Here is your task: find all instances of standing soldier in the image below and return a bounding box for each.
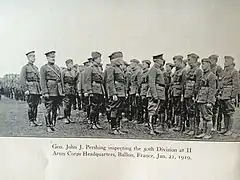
[76,65,84,111]
[209,55,224,132]
[147,54,166,135]
[20,51,42,127]
[85,52,104,129]
[106,51,126,135]
[195,58,217,139]
[165,62,175,128]
[128,59,142,123]
[139,60,151,126]
[40,51,64,132]
[171,55,186,131]
[184,53,203,135]
[218,56,239,136]
[62,59,77,124]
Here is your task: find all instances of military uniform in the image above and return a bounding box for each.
[195,58,217,139]
[147,54,166,135]
[85,52,105,129]
[82,58,93,121]
[77,68,85,111]
[171,56,186,131]
[184,53,202,135]
[128,59,142,123]
[106,52,126,135]
[139,60,151,125]
[218,56,239,136]
[40,51,63,132]
[209,55,224,131]
[164,64,174,128]
[20,51,41,126]
[62,59,78,123]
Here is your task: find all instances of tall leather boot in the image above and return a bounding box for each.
[224,114,233,136]
[45,113,53,132]
[148,116,156,135]
[203,121,212,139]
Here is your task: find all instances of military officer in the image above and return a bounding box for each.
[147,54,166,135]
[62,59,78,124]
[20,51,42,127]
[83,58,93,122]
[85,51,104,129]
[76,65,84,111]
[106,51,126,135]
[209,55,224,131]
[171,55,187,131]
[128,59,142,123]
[195,58,217,139]
[165,62,174,128]
[139,60,151,126]
[218,56,239,136]
[40,51,64,132]
[184,53,203,135]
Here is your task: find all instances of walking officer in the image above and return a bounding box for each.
[20,51,42,127]
[195,58,217,139]
[106,51,126,135]
[147,54,166,135]
[184,53,203,135]
[40,51,64,132]
[62,59,78,124]
[218,56,239,136]
[85,51,105,129]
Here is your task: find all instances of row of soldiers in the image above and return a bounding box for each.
[20,50,239,139]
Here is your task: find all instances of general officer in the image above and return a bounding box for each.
[147,54,166,135]
[184,53,202,135]
[139,60,151,126]
[105,51,126,135]
[128,59,142,123]
[209,55,224,132]
[171,55,186,131]
[62,59,78,124]
[40,51,64,132]
[218,56,239,136]
[195,58,216,139]
[85,51,104,129]
[20,51,42,127]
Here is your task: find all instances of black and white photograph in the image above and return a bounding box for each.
[0,0,240,141]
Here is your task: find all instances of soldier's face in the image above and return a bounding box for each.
[174,60,181,68]
[224,58,232,67]
[95,57,101,64]
[130,62,136,68]
[187,57,196,66]
[67,62,73,69]
[47,55,55,64]
[201,62,209,71]
[142,62,148,69]
[210,58,217,65]
[166,65,171,72]
[27,54,35,63]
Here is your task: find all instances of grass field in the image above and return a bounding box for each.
[0,96,239,141]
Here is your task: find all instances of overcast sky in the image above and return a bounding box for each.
[0,0,239,77]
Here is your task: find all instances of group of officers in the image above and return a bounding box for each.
[19,50,239,139]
